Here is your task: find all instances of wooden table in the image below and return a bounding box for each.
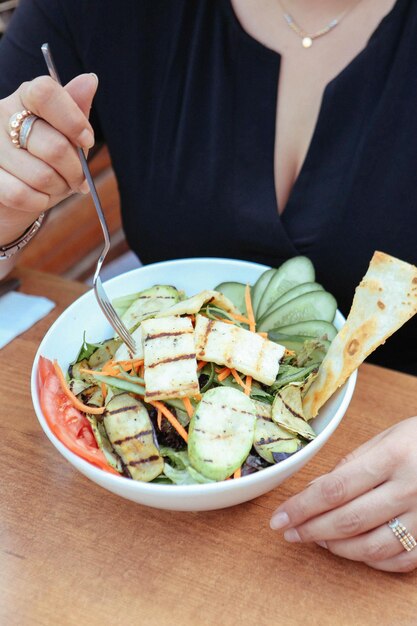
[2,268,417,626]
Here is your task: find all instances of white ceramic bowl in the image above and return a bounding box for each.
[31,258,356,511]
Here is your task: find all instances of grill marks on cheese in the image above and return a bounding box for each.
[194,315,284,386]
[141,316,200,400]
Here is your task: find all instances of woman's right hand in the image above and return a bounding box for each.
[0,72,98,247]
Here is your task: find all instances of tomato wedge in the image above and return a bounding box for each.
[38,357,119,475]
[38,355,55,385]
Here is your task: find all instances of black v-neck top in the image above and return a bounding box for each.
[1,0,417,373]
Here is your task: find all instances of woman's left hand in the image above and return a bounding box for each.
[270,416,417,573]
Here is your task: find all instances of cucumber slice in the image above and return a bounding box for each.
[259,282,324,321]
[270,320,338,342]
[188,387,256,481]
[258,291,337,332]
[256,257,315,320]
[251,268,275,317]
[214,281,247,315]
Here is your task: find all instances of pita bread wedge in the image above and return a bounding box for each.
[303,251,417,419]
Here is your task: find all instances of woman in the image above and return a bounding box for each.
[1,0,416,572]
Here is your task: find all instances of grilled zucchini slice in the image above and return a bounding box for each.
[104,393,164,481]
[120,285,181,332]
[188,387,257,481]
[252,400,300,463]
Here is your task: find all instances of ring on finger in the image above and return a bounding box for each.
[18,114,39,149]
[388,518,417,552]
[8,110,39,149]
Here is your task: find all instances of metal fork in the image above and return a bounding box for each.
[41,43,136,353]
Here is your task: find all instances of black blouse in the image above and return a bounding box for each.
[1,0,417,373]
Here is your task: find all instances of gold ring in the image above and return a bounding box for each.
[388,518,417,552]
[8,109,34,149]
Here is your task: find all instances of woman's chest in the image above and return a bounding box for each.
[95,1,416,260]
[229,0,399,214]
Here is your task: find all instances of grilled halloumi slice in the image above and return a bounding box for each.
[155,290,240,318]
[194,315,285,386]
[141,316,199,401]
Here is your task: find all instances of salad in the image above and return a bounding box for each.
[38,251,417,484]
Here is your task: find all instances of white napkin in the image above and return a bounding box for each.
[0,291,55,349]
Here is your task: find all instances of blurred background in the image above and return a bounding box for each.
[0,0,140,283]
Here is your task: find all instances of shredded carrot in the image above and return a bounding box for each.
[101,358,145,375]
[228,312,251,324]
[100,382,107,401]
[53,360,105,415]
[193,393,202,401]
[80,367,124,379]
[114,358,144,373]
[245,284,256,333]
[217,368,231,382]
[213,317,235,325]
[257,332,268,338]
[182,397,194,419]
[233,467,241,479]
[197,360,206,371]
[148,401,188,442]
[156,409,162,430]
[244,375,252,397]
[101,360,120,377]
[115,358,144,366]
[230,368,246,389]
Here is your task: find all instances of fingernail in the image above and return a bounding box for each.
[316,541,328,549]
[270,511,290,530]
[284,528,301,543]
[308,477,319,486]
[77,128,94,149]
[90,72,99,85]
[79,180,90,194]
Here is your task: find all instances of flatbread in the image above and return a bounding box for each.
[303,251,417,419]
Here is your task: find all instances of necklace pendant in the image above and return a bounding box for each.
[302,36,313,48]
